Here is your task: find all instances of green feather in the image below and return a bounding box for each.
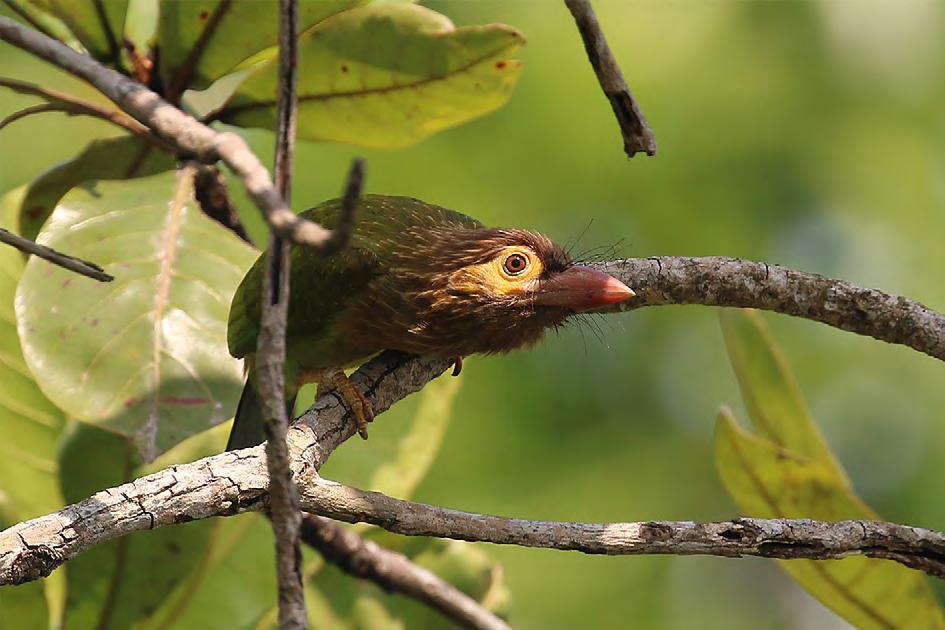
[227,195,481,366]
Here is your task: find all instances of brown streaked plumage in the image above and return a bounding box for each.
[226,195,634,449]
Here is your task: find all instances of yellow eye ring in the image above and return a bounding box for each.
[503,252,529,276]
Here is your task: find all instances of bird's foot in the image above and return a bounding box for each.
[451,356,463,377]
[318,369,375,440]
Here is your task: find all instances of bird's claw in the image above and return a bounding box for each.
[319,370,375,440]
[451,356,463,377]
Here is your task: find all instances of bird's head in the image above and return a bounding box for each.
[385,225,635,356]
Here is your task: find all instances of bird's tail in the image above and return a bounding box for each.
[226,372,298,451]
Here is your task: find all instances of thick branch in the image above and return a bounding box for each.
[300,516,509,630]
[0,17,335,248]
[564,0,656,157]
[3,258,945,584]
[601,257,945,361]
[3,444,945,585]
[0,227,112,282]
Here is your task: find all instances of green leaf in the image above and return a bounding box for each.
[2,0,82,50]
[15,170,257,461]
[716,309,944,629]
[19,136,175,241]
[0,188,66,521]
[0,188,66,628]
[0,499,49,628]
[719,308,843,472]
[28,0,129,66]
[57,423,213,629]
[139,513,276,629]
[157,0,366,95]
[217,3,524,148]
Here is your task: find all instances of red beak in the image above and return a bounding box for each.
[533,265,635,312]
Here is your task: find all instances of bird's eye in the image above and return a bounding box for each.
[503,252,529,276]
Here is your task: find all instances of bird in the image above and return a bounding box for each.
[226,194,635,450]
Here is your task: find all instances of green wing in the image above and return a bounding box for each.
[227,205,381,359]
[227,194,482,359]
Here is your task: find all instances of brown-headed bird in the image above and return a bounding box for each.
[226,195,635,449]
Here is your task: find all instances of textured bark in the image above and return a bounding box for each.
[601,257,945,361]
[260,1,307,625]
[564,0,656,156]
[301,477,945,578]
[3,253,945,585]
[4,446,945,585]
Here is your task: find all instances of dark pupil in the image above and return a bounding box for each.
[506,254,526,274]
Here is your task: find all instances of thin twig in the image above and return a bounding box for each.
[564,0,656,157]
[0,77,173,150]
[300,516,509,630]
[0,102,63,130]
[258,0,306,627]
[0,17,336,248]
[0,227,113,282]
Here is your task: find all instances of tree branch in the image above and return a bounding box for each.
[3,257,945,584]
[192,164,253,245]
[0,227,112,282]
[300,516,509,630]
[0,77,172,150]
[564,0,656,157]
[0,17,338,248]
[259,0,306,626]
[601,257,945,361]
[3,442,945,585]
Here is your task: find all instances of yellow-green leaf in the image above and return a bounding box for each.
[716,310,944,629]
[15,170,257,461]
[0,187,65,628]
[720,308,845,477]
[217,3,524,148]
[28,0,128,65]
[19,136,175,241]
[157,0,365,95]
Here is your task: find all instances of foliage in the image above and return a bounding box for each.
[1,0,943,628]
[716,309,944,629]
[0,1,523,627]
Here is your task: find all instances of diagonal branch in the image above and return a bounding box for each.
[0,227,112,282]
[564,0,656,157]
[300,516,509,630]
[0,17,338,249]
[0,77,172,149]
[0,102,63,130]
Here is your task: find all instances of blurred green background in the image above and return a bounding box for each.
[3,1,945,627]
